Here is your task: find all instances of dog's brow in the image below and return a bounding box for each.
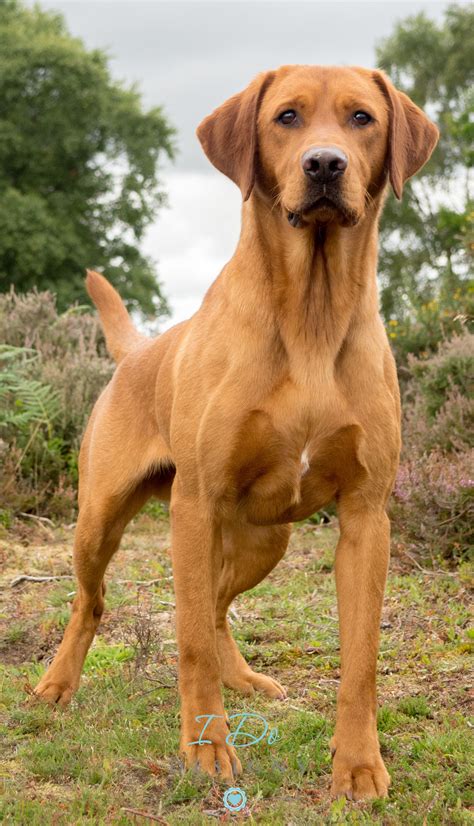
[270,94,312,116]
[339,94,375,111]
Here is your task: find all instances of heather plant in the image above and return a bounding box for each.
[403,386,473,456]
[392,450,473,561]
[402,332,474,455]
[0,289,113,518]
[392,331,474,561]
[406,330,473,417]
[1,290,472,562]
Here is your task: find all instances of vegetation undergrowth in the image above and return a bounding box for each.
[1,515,472,824]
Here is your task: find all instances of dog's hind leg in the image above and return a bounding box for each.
[216,522,290,699]
[34,380,169,706]
[34,477,153,706]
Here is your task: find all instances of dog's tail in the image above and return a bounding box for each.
[85,269,147,363]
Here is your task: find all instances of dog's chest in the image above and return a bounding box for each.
[230,391,363,525]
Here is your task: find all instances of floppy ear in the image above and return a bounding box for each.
[196,71,275,201]
[373,71,439,200]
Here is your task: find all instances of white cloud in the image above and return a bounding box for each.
[143,170,242,328]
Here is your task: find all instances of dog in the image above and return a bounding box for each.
[34,65,438,801]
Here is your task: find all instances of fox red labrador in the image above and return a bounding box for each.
[35,65,438,800]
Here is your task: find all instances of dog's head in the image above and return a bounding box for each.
[197,65,439,228]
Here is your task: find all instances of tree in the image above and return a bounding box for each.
[376,4,473,356]
[0,0,175,315]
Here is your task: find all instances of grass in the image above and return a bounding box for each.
[0,511,472,824]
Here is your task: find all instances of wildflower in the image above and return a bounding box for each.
[459,478,474,489]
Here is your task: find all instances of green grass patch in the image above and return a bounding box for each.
[0,517,472,824]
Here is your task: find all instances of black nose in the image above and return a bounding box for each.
[301,146,348,182]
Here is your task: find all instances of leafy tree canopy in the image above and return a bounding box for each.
[376,3,473,350]
[0,0,175,315]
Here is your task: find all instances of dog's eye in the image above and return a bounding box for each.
[277,110,298,126]
[352,111,373,126]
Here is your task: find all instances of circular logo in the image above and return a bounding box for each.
[223,787,247,812]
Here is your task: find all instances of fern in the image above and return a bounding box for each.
[0,345,61,438]
[0,292,111,518]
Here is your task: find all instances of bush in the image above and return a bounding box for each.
[407,331,474,417]
[392,450,473,562]
[403,386,473,455]
[386,285,474,366]
[403,332,474,454]
[392,332,474,561]
[0,289,113,519]
[1,290,471,564]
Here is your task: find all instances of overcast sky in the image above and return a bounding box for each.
[28,1,459,326]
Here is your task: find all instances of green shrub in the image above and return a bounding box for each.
[387,283,474,365]
[0,289,113,518]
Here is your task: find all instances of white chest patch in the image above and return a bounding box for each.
[300,447,310,477]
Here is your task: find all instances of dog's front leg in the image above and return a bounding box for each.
[170,478,241,781]
[330,497,391,801]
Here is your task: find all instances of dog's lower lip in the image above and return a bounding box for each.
[306,196,338,211]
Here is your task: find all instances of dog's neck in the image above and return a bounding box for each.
[229,191,385,369]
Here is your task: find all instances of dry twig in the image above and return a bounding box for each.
[10,574,73,587]
[121,807,168,824]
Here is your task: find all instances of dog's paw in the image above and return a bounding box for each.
[224,669,287,700]
[34,674,77,707]
[183,740,242,782]
[330,734,390,801]
[180,713,242,782]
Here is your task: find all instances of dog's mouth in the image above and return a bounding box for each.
[307,196,339,212]
[287,194,358,229]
